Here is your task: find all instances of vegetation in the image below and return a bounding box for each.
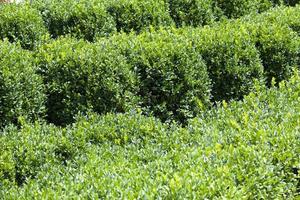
[0,1,299,199]
[1,72,299,199]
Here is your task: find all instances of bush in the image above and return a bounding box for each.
[188,72,300,198]
[0,4,48,50]
[0,121,81,187]
[131,33,211,123]
[0,41,46,128]
[250,5,300,35]
[36,37,138,125]
[167,0,215,27]
[33,0,116,41]
[106,0,174,33]
[96,30,211,123]
[252,24,300,85]
[187,25,264,101]
[212,0,273,19]
[1,72,299,199]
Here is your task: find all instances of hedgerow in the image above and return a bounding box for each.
[28,0,300,41]
[167,0,215,27]
[33,0,116,41]
[106,0,174,33]
[0,40,46,128]
[0,4,48,50]
[36,37,138,125]
[212,0,273,19]
[98,31,211,123]
[189,26,264,101]
[250,5,300,35]
[34,5,300,124]
[252,23,300,85]
[1,72,299,199]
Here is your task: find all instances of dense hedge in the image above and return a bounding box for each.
[36,37,138,125]
[166,0,215,27]
[29,0,300,41]
[106,0,174,33]
[33,5,300,125]
[0,4,48,50]
[0,1,298,45]
[252,23,300,85]
[0,41,46,128]
[191,26,264,101]
[34,0,116,41]
[130,38,210,123]
[212,0,274,19]
[97,32,211,123]
[250,4,300,35]
[1,72,299,198]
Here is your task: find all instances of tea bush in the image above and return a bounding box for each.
[131,37,210,123]
[0,4,48,50]
[26,0,300,41]
[33,0,116,41]
[189,26,264,101]
[106,0,174,33]
[99,31,211,123]
[36,37,138,125]
[1,72,299,199]
[252,24,300,85]
[166,0,215,27]
[0,41,46,128]
[248,5,300,35]
[212,0,273,19]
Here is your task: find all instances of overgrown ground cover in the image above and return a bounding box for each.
[0,1,299,199]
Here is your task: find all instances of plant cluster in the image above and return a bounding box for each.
[1,72,299,199]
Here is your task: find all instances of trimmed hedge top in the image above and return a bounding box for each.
[0,4,48,50]
[0,40,46,128]
[1,72,299,198]
[1,0,299,46]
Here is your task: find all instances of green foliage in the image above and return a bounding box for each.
[36,37,137,126]
[191,25,264,101]
[167,0,215,27]
[0,4,48,50]
[132,36,210,123]
[249,5,300,35]
[28,0,300,41]
[106,0,174,33]
[108,31,211,123]
[188,71,300,198]
[212,0,273,19]
[1,72,299,199]
[253,24,300,85]
[34,0,116,41]
[0,41,46,128]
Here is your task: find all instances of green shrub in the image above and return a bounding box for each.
[0,4,48,50]
[188,71,300,198]
[73,112,170,146]
[0,41,46,128]
[34,0,116,41]
[167,0,215,27]
[250,5,300,35]
[36,37,138,125]
[187,25,264,101]
[132,33,211,123]
[252,24,300,85]
[212,0,273,19]
[106,0,174,33]
[0,122,82,187]
[96,31,211,123]
[1,72,299,199]
[280,0,300,5]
